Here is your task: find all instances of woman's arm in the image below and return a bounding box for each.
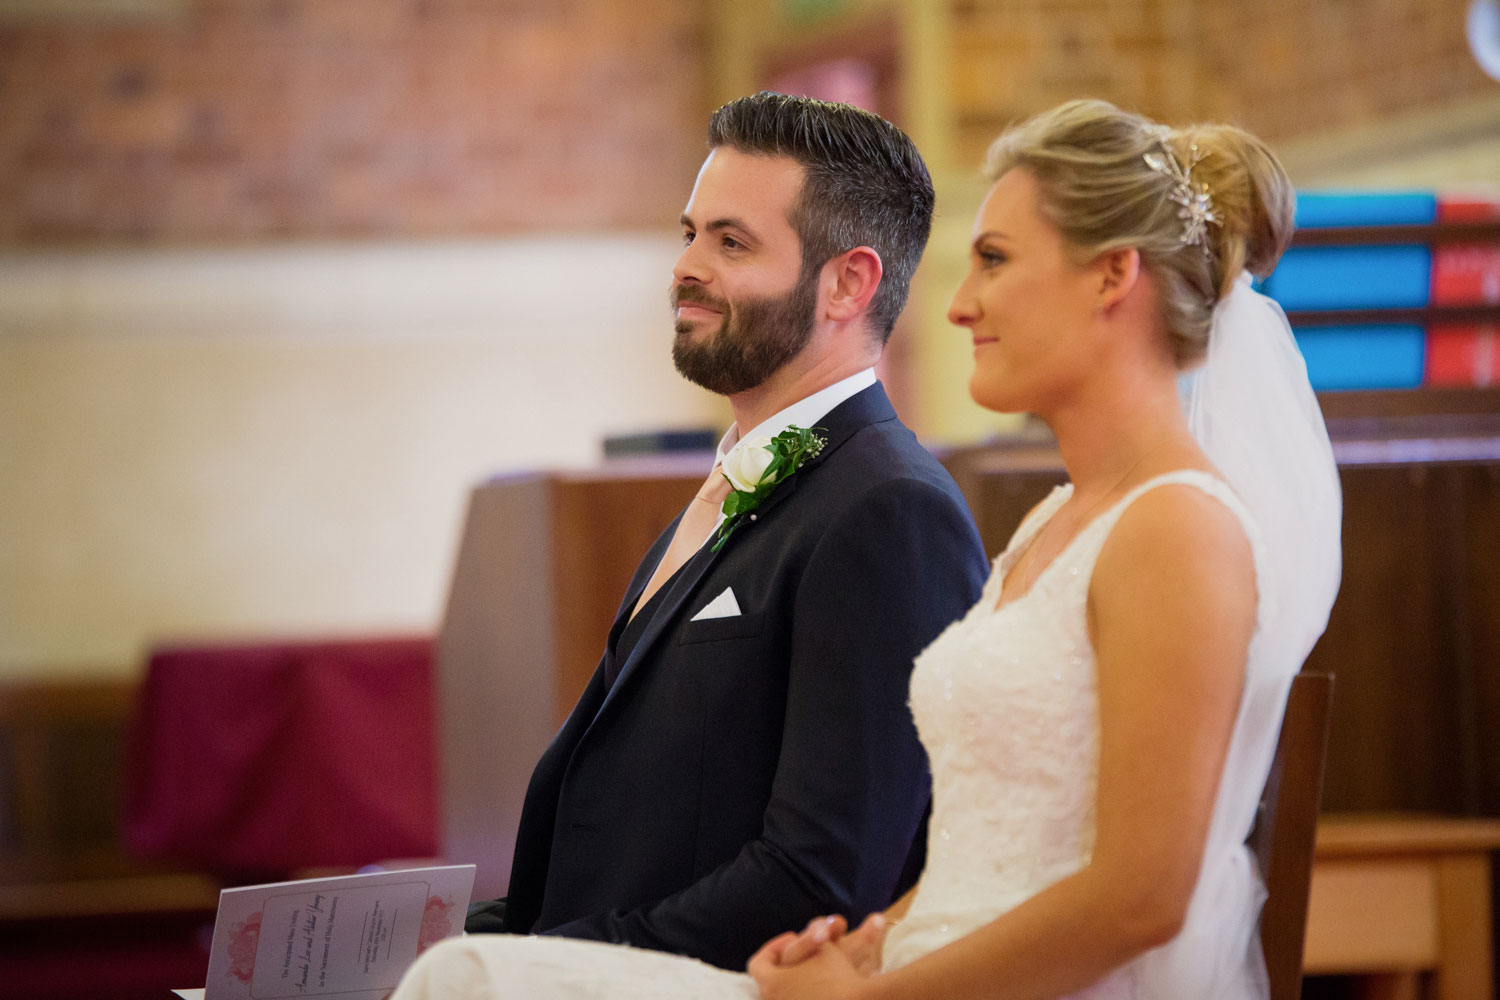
[751,484,1257,1000]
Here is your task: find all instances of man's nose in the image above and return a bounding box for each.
[672,241,709,287]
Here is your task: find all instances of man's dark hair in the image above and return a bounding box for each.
[706,92,935,343]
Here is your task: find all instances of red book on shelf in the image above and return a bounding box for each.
[1436,196,1500,223]
[1426,324,1499,387]
[1430,244,1500,305]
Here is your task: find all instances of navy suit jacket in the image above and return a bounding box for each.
[495,383,987,970]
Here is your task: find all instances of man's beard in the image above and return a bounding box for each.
[670,270,818,396]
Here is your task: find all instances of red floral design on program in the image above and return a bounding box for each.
[226,909,262,984]
[417,895,455,953]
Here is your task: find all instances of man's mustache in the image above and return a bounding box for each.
[670,284,729,312]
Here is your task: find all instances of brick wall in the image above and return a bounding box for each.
[949,0,1496,169]
[5,1,1487,244]
[0,0,707,243]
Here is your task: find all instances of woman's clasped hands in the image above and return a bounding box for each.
[746,911,888,1000]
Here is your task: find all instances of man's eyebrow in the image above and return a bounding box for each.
[681,214,760,240]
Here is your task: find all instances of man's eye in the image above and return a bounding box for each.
[721,235,744,250]
[682,231,696,246]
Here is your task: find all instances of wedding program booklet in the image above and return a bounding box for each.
[173,863,475,1000]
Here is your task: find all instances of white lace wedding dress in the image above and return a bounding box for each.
[882,470,1282,999]
[392,470,1287,1000]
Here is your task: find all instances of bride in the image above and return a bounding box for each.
[392,99,1342,1000]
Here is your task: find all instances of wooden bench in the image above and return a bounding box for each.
[1305,814,1500,1000]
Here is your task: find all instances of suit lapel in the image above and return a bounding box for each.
[612,522,676,631]
[588,382,899,725]
[786,381,897,476]
[592,524,730,721]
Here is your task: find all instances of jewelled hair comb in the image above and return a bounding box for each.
[1142,127,1220,249]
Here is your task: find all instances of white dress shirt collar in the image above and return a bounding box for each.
[714,368,878,467]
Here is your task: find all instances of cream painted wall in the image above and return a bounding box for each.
[0,237,724,679]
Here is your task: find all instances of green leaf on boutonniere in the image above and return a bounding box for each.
[710,424,827,552]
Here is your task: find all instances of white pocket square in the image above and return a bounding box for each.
[690,586,742,621]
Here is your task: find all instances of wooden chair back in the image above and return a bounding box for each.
[1249,671,1334,1000]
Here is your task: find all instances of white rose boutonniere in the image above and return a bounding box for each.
[721,436,778,493]
[712,425,827,552]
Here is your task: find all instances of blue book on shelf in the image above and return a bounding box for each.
[1292,324,1426,391]
[1294,190,1437,228]
[1262,245,1431,310]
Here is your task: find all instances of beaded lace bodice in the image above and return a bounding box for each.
[883,471,1278,1000]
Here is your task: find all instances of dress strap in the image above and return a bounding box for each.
[1093,469,1271,621]
[1106,470,1257,541]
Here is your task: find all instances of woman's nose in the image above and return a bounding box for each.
[947,281,978,328]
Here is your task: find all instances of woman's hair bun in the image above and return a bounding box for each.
[1176,122,1297,290]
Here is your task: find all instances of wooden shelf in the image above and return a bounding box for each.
[1291,221,1500,246]
[1288,304,1500,327]
[1316,386,1500,423]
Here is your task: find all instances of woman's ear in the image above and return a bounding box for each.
[823,246,884,323]
[1095,246,1141,314]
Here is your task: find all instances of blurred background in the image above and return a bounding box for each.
[1,1,1498,997]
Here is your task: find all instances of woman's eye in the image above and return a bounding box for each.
[978,249,1006,268]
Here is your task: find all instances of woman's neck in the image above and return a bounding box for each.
[1042,370,1195,502]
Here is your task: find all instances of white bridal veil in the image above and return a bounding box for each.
[1182,271,1344,670]
[1141,270,1343,999]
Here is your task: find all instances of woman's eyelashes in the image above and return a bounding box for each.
[975,245,1007,269]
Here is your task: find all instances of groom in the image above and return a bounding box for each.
[467,92,987,970]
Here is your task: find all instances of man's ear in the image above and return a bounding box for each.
[822,246,884,323]
[1095,246,1141,314]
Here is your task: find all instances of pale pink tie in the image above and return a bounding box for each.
[630,464,732,621]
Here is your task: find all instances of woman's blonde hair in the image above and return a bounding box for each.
[984,99,1295,366]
